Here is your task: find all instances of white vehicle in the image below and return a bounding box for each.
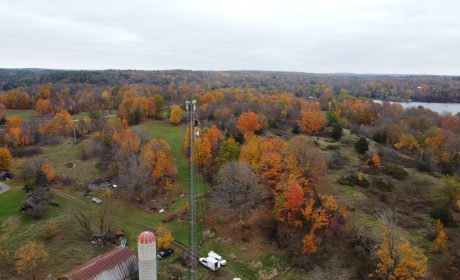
[92,197,102,204]
[199,256,221,271]
[208,251,227,266]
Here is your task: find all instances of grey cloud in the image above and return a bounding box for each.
[0,0,459,74]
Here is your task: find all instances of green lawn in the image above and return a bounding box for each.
[5,109,34,120]
[13,139,103,186]
[0,189,25,226]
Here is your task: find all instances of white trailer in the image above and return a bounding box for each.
[208,251,227,266]
[199,256,221,271]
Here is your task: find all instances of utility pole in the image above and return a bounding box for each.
[185,99,197,280]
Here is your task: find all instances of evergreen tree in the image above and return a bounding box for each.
[35,169,48,188]
[355,137,369,154]
[331,124,343,140]
[326,110,339,125]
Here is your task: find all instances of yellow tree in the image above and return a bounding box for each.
[15,240,48,280]
[239,135,264,170]
[52,111,73,135]
[394,134,420,152]
[156,224,174,249]
[373,217,428,280]
[0,147,13,171]
[194,136,212,172]
[39,111,73,136]
[434,230,448,251]
[433,220,448,251]
[35,99,52,116]
[5,115,25,147]
[169,105,183,125]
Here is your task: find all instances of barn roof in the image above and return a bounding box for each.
[61,246,136,280]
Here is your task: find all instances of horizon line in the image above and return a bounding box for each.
[0,67,459,77]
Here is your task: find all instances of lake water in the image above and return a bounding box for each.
[373,100,460,115]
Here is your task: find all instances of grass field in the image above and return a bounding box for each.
[0,189,26,226]
[13,139,103,186]
[5,109,34,120]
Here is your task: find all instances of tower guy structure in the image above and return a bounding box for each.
[185,99,197,280]
[138,231,157,280]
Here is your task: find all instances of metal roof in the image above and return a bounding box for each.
[60,246,137,280]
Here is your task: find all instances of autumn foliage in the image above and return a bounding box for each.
[41,163,56,182]
[374,223,428,280]
[298,111,326,134]
[169,105,183,125]
[0,147,13,171]
[15,240,48,279]
[433,220,448,251]
[3,115,29,147]
[370,154,381,167]
[39,111,73,136]
[156,225,174,249]
[119,96,156,125]
[239,135,343,255]
[237,111,261,138]
[140,139,177,194]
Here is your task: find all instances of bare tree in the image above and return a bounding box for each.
[73,204,93,239]
[212,162,259,221]
[73,202,115,245]
[116,152,151,200]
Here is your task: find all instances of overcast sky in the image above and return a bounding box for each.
[1,0,459,75]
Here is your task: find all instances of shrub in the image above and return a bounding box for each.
[440,161,455,176]
[430,205,455,227]
[292,124,300,134]
[13,147,43,158]
[381,165,409,180]
[24,204,49,220]
[373,178,394,192]
[326,110,339,125]
[372,131,387,144]
[326,144,340,150]
[330,124,343,141]
[355,137,369,154]
[79,146,90,160]
[416,161,431,172]
[338,174,369,188]
[42,222,58,240]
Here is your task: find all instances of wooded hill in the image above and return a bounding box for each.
[1,69,460,102]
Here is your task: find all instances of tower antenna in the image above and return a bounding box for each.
[185,99,197,280]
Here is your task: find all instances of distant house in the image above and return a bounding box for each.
[59,247,138,280]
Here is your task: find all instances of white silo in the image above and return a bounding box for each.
[138,231,157,280]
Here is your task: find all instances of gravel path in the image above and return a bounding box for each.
[0,182,10,195]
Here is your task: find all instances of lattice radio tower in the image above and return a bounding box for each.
[185,99,197,280]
